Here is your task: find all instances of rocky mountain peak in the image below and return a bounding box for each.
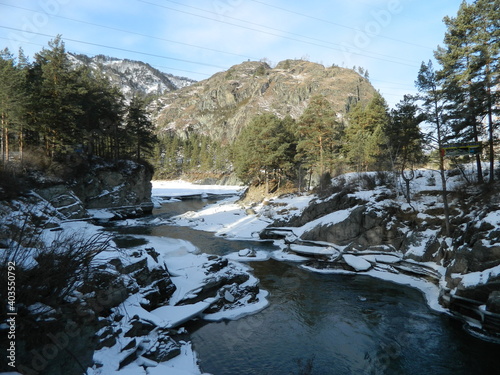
[68,53,196,99]
[151,59,377,142]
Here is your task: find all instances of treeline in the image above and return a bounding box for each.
[231,0,500,192]
[230,93,425,191]
[153,132,231,179]
[0,36,156,169]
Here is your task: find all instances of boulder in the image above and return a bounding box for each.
[301,206,403,249]
[72,159,153,212]
[36,185,88,219]
[486,291,500,314]
[125,318,156,338]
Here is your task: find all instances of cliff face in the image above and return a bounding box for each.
[0,159,154,233]
[151,59,376,142]
[71,159,154,214]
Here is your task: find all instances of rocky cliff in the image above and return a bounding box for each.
[151,59,376,142]
[261,171,500,340]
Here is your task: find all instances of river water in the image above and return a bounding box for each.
[110,198,500,375]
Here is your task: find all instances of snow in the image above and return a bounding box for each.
[157,176,460,320]
[8,169,497,374]
[151,299,218,328]
[203,289,270,321]
[289,244,340,257]
[343,254,372,271]
[459,264,500,289]
[152,180,244,197]
[225,249,271,261]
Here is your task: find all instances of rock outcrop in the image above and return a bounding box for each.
[151,59,376,143]
[71,159,154,216]
[261,172,500,339]
[28,159,154,221]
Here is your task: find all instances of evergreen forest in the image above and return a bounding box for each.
[0,36,156,192]
[1,0,499,197]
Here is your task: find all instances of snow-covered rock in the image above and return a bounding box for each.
[343,254,372,271]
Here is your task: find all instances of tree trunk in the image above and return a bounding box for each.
[1,111,5,165]
[487,89,495,183]
[472,119,483,184]
[434,99,451,237]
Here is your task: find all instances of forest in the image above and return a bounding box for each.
[0,36,156,195]
[0,0,498,199]
[152,0,499,192]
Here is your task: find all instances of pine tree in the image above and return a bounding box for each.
[29,36,85,156]
[416,60,451,236]
[385,95,425,169]
[0,48,28,165]
[384,95,425,201]
[296,95,342,176]
[125,95,157,160]
[233,113,297,189]
[435,0,500,183]
[344,92,389,171]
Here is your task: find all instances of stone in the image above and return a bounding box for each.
[486,291,500,314]
[125,319,156,337]
[143,334,181,363]
[36,185,89,219]
[343,254,372,272]
[71,159,153,214]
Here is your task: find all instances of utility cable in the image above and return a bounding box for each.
[0,2,258,62]
[161,0,418,65]
[137,0,419,68]
[248,0,433,50]
[0,25,228,69]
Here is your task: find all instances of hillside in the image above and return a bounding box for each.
[68,53,196,99]
[151,59,376,143]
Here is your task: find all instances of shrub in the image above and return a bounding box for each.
[0,223,114,318]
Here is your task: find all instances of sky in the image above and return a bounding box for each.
[0,0,465,108]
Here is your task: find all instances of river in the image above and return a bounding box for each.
[109,197,500,375]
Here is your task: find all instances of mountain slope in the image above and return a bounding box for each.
[151,59,377,142]
[68,53,196,99]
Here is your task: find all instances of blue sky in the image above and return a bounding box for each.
[0,0,464,107]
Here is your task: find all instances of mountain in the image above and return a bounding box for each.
[68,53,196,99]
[150,59,377,143]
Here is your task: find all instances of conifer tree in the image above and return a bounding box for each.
[126,95,157,160]
[233,113,296,189]
[296,95,342,176]
[435,0,500,183]
[344,92,389,171]
[29,36,85,156]
[416,60,451,236]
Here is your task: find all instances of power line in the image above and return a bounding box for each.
[161,0,418,65]
[1,0,423,70]
[248,0,434,50]
[137,0,420,68]
[0,25,228,70]
[0,2,258,62]
[0,35,208,78]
